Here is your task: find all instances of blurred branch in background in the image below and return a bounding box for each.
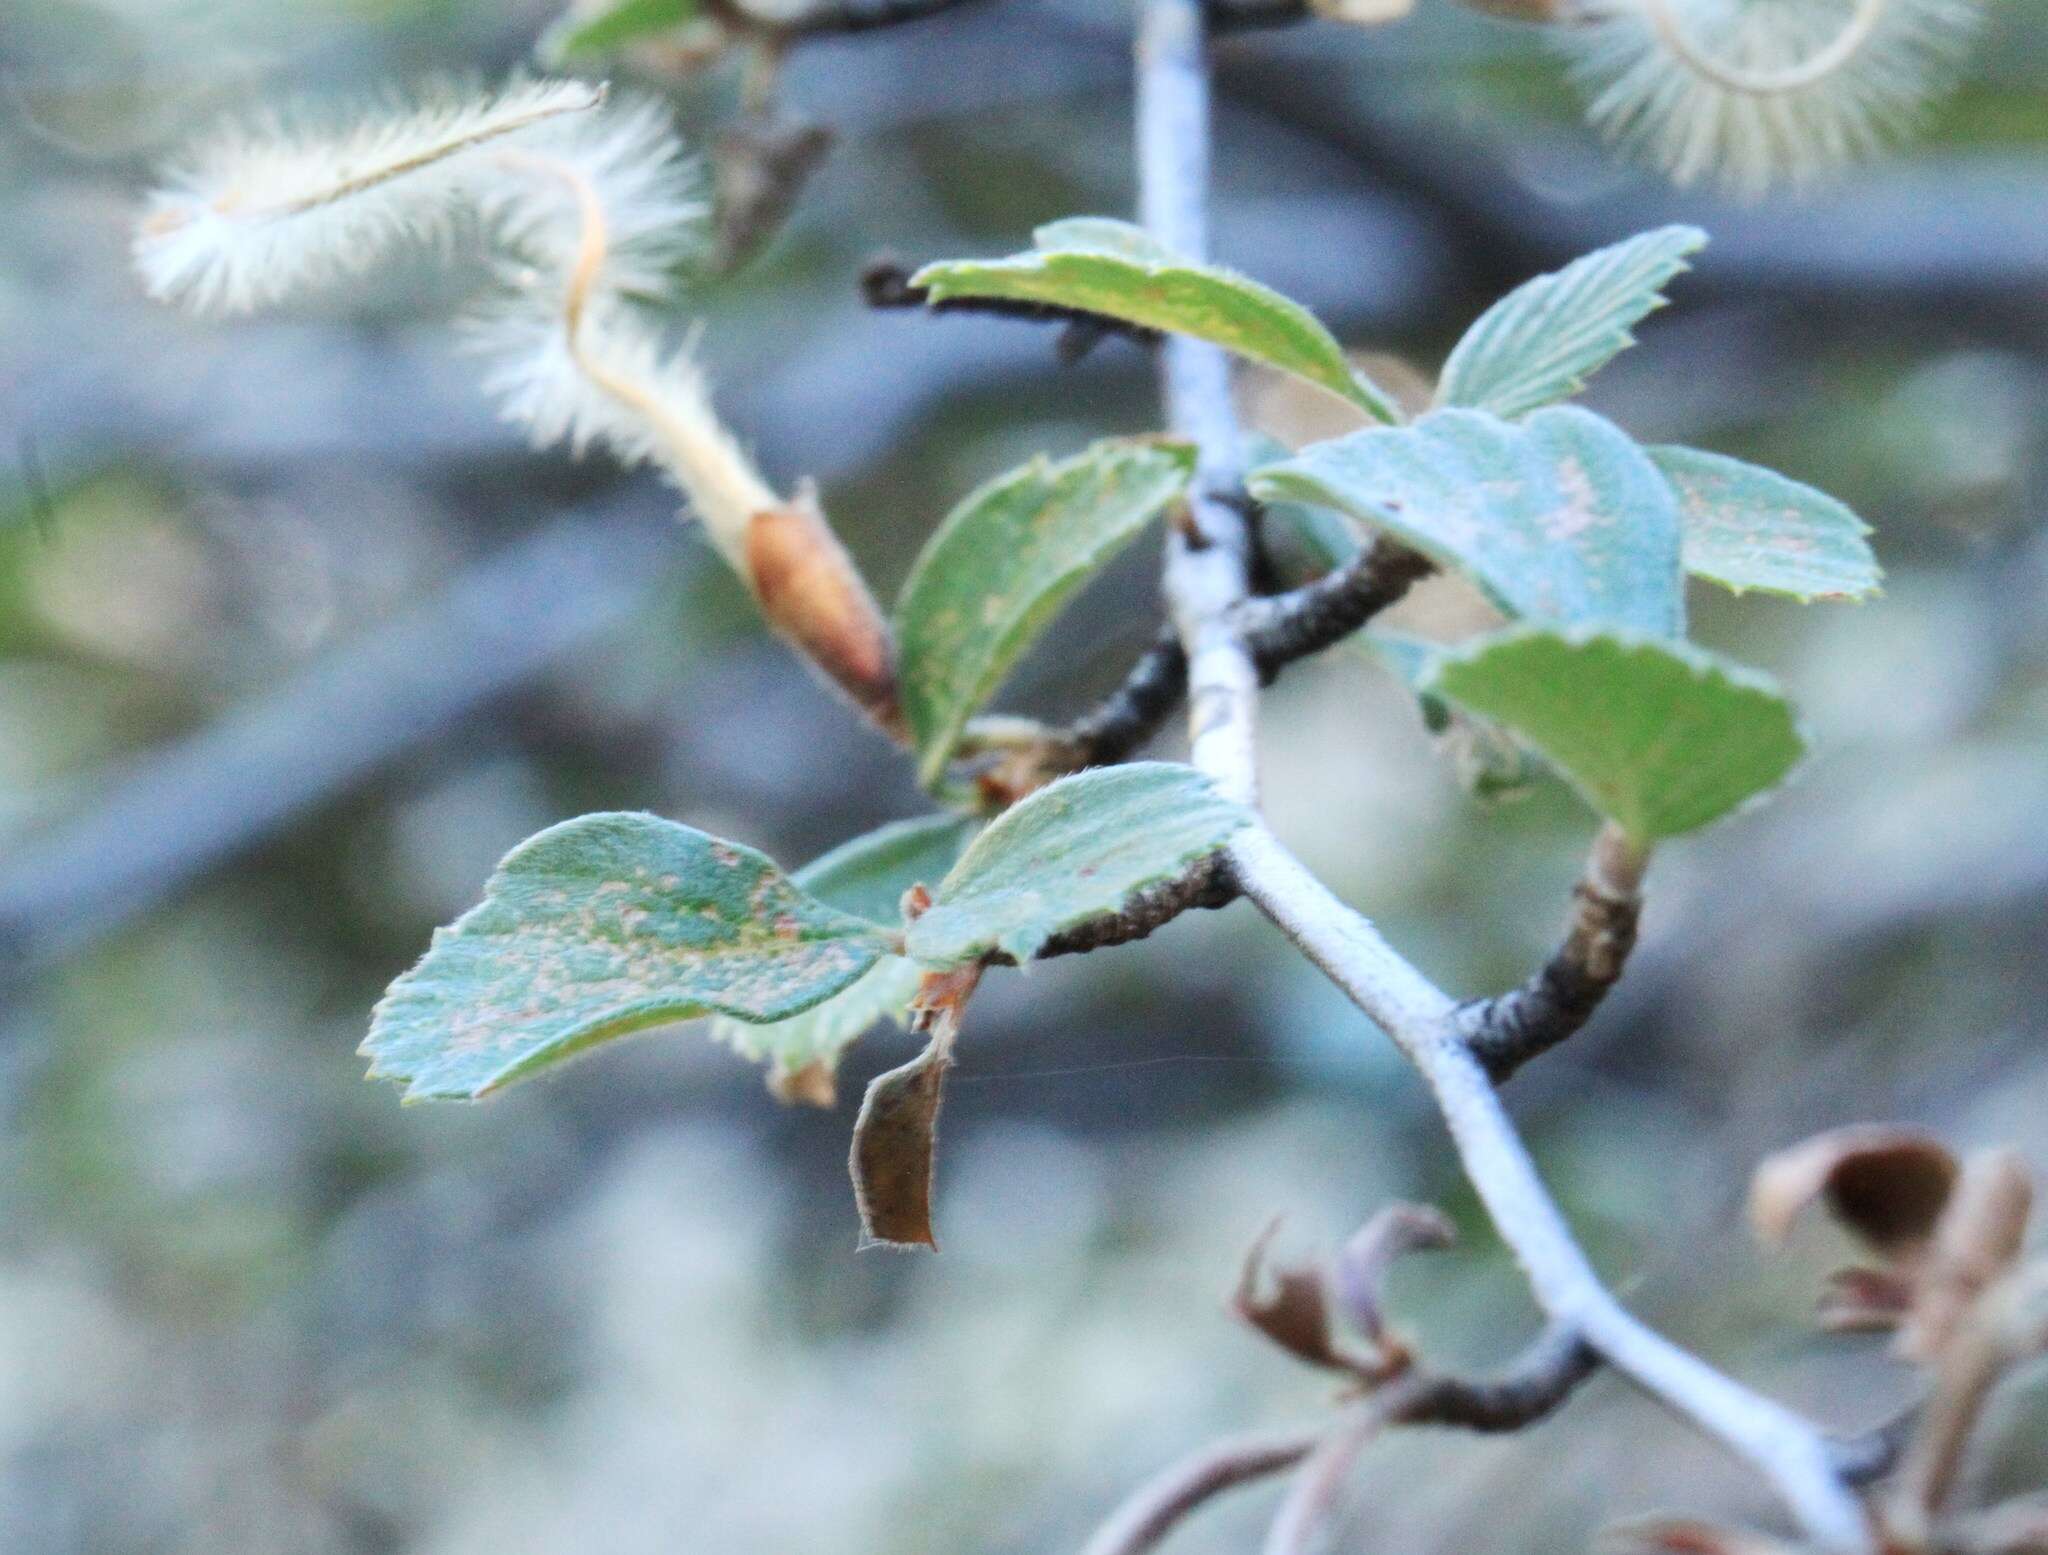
[0,505,680,983]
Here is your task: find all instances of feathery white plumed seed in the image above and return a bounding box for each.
[1561,0,1982,196]
[135,76,760,575]
[134,79,606,316]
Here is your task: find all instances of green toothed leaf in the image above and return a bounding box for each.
[710,814,977,1088]
[1651,446,1881,602]
[364,813,892,1101]
[1250,406,1686,636]
[912,218,1400,422]
[906,763,1251,967]
[895,438,1195,788]
[1426,628,1803,842]
[1436,226,1706,419]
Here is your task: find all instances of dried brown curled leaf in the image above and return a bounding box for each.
[1750,1124,1960,1259]
[1232,1217,1349,1373]
[1331,1203,1455,1360]
[847,965,980,1251]
[849,1036,950,1249]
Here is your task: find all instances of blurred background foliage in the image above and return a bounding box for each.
[1,0,2046,1549]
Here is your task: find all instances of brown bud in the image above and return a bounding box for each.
[1232,1217,1349,1373]
[744,487,905,739]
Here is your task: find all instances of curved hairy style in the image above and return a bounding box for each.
[135,77,899,730]
[1561,0,1983,196]
[133,78,606,315]
[134,79,758,557]
[475,92,705,302]
[471,296,771,567]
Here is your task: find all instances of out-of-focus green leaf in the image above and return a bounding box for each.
[1436,226,1706,419]
[364,813,891,1101]
[911,218,1400,422]
[895,438,1194,788]
[1249,407,1686,636]
[906,763,1250,966]
[542,0,700,57]
[1650,446,1882,602]
[1426,628,1803,842]
[710,814,976,1092]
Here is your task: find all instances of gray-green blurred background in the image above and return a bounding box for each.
[3,1,2047,1549]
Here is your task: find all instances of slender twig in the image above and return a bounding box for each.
[1261,1399,1389,1555]
[1262,1330,1600,1555]
[862,259,1162,363]
[1079,1426,1323,1555]
[1886,1264,2048,1547]
[1022,855,1237,962]
[1460,822,1649,1081]
[739,0,995,36]
[1234,538,1432,682]
[1132,2,1872,1548]
[1082,1324,1596,1555]
[1205,0,1311,30]
[1395,1321,1598,1431]
[1061,628,1190,764]
[1031,534,1424,774]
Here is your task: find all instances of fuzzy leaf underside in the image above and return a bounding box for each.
[1250,406,1686,637]
[895,438,1195,787]
[365,813,892,1101]
[1365,631,1543,801]
[905,763,1251,966]
[1651,446,1881,602]
[911,217,1399,423]
[1426,628,1803,842]
[710,814,976,1076]
[1435,226,1706,420]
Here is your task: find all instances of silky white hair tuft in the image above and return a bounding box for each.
[134,77,761,560]
[1560,0,1982,196]
[134,78,608,316]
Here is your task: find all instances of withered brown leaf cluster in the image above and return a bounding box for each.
[1620,1125,2048,1555]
